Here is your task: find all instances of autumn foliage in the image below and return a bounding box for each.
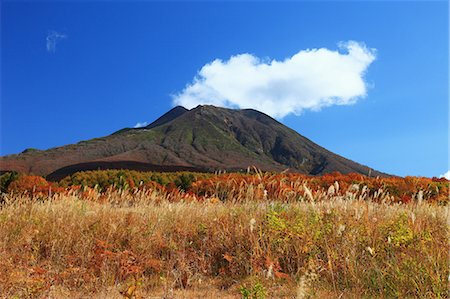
[1,170,448,205]
[190,172,448,204]
[0,170,447,297]
[6,175,63,195]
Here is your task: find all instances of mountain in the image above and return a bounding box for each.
[0,105,386,180]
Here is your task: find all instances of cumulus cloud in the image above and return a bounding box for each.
[439,170,450,180]
[173,41,376,118]
[134,121,148,128]
[46,30,67,53]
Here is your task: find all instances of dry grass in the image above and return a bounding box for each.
[0,186,448,298]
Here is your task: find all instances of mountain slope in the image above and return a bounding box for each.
[0,105,386,178]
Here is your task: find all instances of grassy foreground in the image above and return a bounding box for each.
[0,188,448,298]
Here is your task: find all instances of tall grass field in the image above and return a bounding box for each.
[0,171,448,298]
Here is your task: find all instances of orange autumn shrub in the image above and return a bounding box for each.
[8,175,49,193]
[7,175,63,195]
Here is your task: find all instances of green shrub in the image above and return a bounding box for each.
[0,171,19,193]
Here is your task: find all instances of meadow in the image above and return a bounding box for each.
[0,171,448,298]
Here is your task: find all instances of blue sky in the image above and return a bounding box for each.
[1,1,448,178]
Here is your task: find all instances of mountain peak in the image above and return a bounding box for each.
[145,105,188,129]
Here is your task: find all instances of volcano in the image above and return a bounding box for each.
[0,105,386,180]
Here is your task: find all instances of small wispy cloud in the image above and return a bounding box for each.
[133,121,148,128]
[439,170,450,180]
[46,30,67,53]
[173,41,376,118]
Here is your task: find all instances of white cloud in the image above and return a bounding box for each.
[134,121,148,128]
[173,41,376,118]
[46,30,67,53]
[439,170,450,180]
